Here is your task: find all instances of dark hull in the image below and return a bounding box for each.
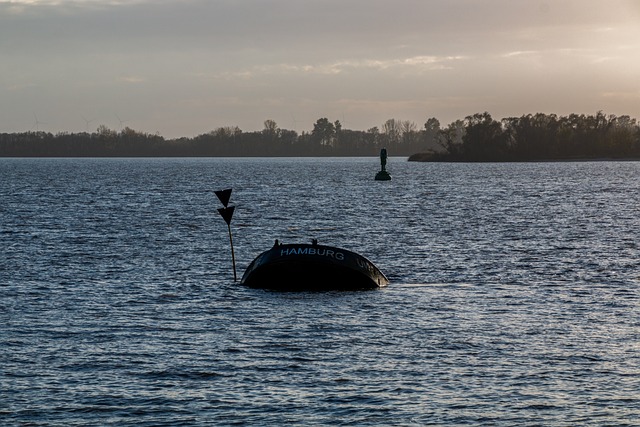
[241,243,389,291]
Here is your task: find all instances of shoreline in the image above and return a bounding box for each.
[407,152,640,163]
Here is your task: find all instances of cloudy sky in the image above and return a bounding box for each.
[2,0,640,138]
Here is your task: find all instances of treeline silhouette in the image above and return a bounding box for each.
[1,112,639,160]
[410,111,640,161]
[0,119,431,157]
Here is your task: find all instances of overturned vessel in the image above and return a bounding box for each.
[241,240,389,291]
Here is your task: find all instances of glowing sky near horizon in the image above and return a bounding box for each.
[2,0,640,138]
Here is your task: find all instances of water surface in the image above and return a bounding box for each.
[2,158,639,425]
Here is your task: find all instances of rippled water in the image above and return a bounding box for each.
[2,158,639,426]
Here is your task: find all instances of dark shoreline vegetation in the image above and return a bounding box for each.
[1,112,639,160]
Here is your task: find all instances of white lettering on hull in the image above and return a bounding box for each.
[280,247,345,261]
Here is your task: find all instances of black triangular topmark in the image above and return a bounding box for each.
[217,205,235,225]
[215,188,232,207]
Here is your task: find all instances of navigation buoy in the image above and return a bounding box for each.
[241,240,389,291]
[375,147,391,180]
[214,189,391,290]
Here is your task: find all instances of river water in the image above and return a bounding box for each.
[1,158,639,426]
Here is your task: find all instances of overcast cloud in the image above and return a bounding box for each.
[2,0,639,138]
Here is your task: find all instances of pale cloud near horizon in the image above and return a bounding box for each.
[1,0,640,138]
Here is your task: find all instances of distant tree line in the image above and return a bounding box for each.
[0,118,439,157]
[1,112,639,160]
[410,111,640,161]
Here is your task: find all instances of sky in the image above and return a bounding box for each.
[2,0,640,138]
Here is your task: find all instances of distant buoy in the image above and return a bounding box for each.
[375,170,391,180]
[375,147,391,180]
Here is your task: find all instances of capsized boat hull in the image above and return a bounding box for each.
[240,243,389,291]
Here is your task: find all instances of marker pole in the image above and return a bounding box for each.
[216,193,237,282]
[227,222,237,282]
